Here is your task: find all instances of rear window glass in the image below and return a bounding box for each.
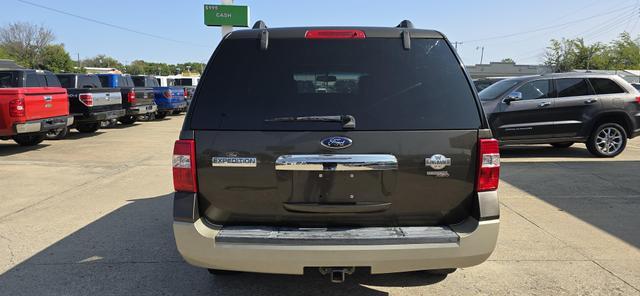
[132,76,145,87]
[78,75,101,88]
[556,78,591,97]
[173,78,193,86]
[0,72,19,88]
[57,75,74,88]
[44,73,61,87]
[98,76,111,87]
[589,78,625,94]
[190,38,480,131]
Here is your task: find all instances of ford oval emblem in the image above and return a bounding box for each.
[321,136,352,149]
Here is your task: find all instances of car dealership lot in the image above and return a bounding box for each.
[0,116,638,295]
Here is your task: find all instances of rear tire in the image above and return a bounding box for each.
[119,115,137,125]
[551,142,574,148]
[424,268,457,276]
[586,123,627,158]
[45,126,68,140]
[155,112,168,119]
[13,133,45,146]
[76,122,100,133]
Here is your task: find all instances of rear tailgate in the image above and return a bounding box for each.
[20,87,68,121]
[195,130,478,227]
[189,37,485,227]
[134,87,155,106]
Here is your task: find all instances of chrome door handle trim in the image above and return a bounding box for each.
[538,102,551,107]
[275,154,398,171]
[584,98,598,104]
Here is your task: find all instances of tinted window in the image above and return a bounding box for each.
[78,75,101,88]
[173,78,193,86]
[589,78,625,94]
[26,73,45,87]
[191,38,480,131]
[516,80,551,100]
[0,71,19,88]
[478,79,521,101]
[44,73,61,87]
[124,76,135,87]
[632,84,640,91]
[147,77,159,87]
[57,75,74,88]
[98,76,111,87]
[556,78,590,97]
[132,76,145,87]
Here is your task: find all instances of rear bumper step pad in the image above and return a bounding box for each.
[216,225,459,245]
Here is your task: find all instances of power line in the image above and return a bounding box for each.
[16,0,209,48]
[462,3,636,43]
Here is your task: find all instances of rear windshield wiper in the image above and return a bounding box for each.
[264,115,356,129]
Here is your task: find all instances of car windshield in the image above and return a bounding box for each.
[478,79,521,101]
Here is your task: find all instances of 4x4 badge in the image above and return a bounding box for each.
[425,154,451,170]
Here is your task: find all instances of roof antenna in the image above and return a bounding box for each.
[396,20,414,29]
[253,20,268,29]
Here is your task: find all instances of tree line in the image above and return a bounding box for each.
[2,22,639,75]
[0,22,203,75]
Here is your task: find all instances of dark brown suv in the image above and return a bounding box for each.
[171,20,500,283]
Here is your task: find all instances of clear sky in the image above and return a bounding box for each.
[2,0,638,65]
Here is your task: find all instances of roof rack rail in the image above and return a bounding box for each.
[396,20,414,29]
[253,20,268,29]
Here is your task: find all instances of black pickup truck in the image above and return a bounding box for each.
[97,74,156,124]
[54,74,124,135]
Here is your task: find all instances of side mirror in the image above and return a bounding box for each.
[503,92,522,104]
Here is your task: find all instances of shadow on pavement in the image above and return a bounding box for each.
[63,131,106,140]
[0,143,49,156]
[0,194,445,296]
[501,159,640,249]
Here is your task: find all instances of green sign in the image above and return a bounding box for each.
[204,4,249,27]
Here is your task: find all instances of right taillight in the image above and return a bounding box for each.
[635,96,640,104]
[173,139,198,192]
[477,138,500,192]
[163,90,172,99]
[79,93,93,107]
[9,98,25,117]
[128,90,136,104]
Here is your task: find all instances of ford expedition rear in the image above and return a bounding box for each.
[172,21,500,282]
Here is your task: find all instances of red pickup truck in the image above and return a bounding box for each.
[0,68,74,146]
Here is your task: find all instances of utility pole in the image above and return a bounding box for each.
[476,46,485,64]
[77,53,80,70]
[452,41,463,51]
[221,0,233,37]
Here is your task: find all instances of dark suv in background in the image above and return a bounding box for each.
[171,21,501,282]
[480,74,640,157]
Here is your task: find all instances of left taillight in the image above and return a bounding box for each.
[476,138,500,192]
[128,90,136,104]
[163,90,172,99]
[183,88,188,98]
[9,98,25,117]
[173,139,197,192]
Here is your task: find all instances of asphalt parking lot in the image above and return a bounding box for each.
[0,116,639,296]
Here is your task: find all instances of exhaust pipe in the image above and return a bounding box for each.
[319,267,355,283]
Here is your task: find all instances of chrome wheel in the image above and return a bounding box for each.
[595,127,623,155]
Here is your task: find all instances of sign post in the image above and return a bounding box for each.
[204,1,250,39]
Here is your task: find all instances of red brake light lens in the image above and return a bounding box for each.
[183,88,188,98]
[79,93,93,107]
[128,90,136,104]
[635,96,640,104]
[477,138,500,192]
[305,30,366,39]
[9,98,25,117]
[173,139,197,192]
[163,90,172,99]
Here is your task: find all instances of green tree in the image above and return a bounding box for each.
[500,58,515,63]
[0,22,55,68]
[608,32,640,69]
[38,44,74,73]
[0,46,10,59]
[544,38,576,72]
[82,54,123,68]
